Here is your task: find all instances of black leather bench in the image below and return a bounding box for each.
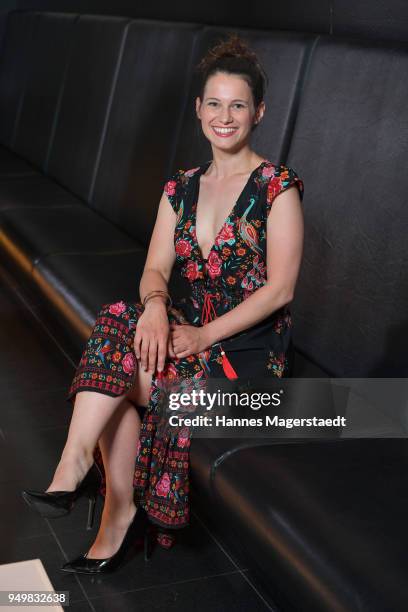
[1,10,407,611]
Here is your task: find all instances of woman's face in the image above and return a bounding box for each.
[196,71,265,153]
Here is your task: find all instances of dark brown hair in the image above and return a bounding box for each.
[195,33,268,109]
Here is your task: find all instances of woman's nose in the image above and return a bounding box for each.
[218,106,233,123]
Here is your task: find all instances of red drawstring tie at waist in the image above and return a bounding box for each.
[201,291,238,380]
[201,291,217,326]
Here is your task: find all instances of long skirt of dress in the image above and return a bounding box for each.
[66,298,293,534]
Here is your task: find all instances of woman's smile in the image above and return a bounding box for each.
[211,126,239,137]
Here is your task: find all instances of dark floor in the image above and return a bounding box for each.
[0,263,277,612]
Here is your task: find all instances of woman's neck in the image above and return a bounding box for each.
[208,148,265,179]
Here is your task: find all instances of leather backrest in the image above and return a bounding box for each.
[0,10,9,53]
[13,12,77,170]
[46,15,130,201]
[0,11,36,147]
[288,36,408,376]
[91,19,199,246]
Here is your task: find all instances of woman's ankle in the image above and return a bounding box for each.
[46,450,93,492]
[100,500,137,528]
[60,447,94,472]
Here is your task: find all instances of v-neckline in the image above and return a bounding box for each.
[192,159,267,262]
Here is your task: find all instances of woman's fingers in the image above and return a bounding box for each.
[157,336,167,372]
[140,333,169,372]
[148,337,160,373]
[172,339,186,357]
[135,316,183,372]
[170,325,188,356]
[167,336,176,358]
[136,331,188,367]
[134,328,142,360]
[140,334,150,371]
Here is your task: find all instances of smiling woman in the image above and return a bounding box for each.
[22,32,304,572]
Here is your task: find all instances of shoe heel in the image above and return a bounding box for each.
[22,462,102,522]
[86,495,97,530]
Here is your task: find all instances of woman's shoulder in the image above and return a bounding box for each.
[259,160,304,204]
[163,164,203,213]
[164,164,202,191]
[166,164,203,180]
[260,159,302,179]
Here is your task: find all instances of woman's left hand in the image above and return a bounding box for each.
[169,322,209,358]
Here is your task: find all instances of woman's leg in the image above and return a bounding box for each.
[46,391,126,493]
[86,397,141,558]
[46,363,153,493]
[85,367,154,558]
[46,361,154,558]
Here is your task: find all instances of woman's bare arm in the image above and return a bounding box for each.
[135,190,177,372]
[139,189,177,303]
[201,185,304,347]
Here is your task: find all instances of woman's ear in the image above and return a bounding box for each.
[254,100,265,126]
[195,96,202,120]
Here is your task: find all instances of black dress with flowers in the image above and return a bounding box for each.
[67,159,304,531]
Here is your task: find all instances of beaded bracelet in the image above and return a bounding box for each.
[142,290,172,311]
[143,290,171,304]
[148,289,171,302]
[144,294,172,308]
[143,294,171,309]
[142,289,169,303]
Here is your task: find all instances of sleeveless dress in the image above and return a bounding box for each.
[66,159,304,532]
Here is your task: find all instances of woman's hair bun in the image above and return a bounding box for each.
[198,33,258,66]
[195,32,268,108]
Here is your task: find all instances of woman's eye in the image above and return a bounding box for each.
[207,102,245,109]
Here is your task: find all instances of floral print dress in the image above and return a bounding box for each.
[67,159,304,533]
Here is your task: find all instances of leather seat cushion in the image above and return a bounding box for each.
[211,439,408,611]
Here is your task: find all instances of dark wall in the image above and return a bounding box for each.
[0,10,11,50]
[12,0,408,44]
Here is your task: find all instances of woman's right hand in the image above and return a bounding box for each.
[134,300,176,373]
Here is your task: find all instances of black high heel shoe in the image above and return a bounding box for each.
[21,462,102,530]
[61,505,153,574]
